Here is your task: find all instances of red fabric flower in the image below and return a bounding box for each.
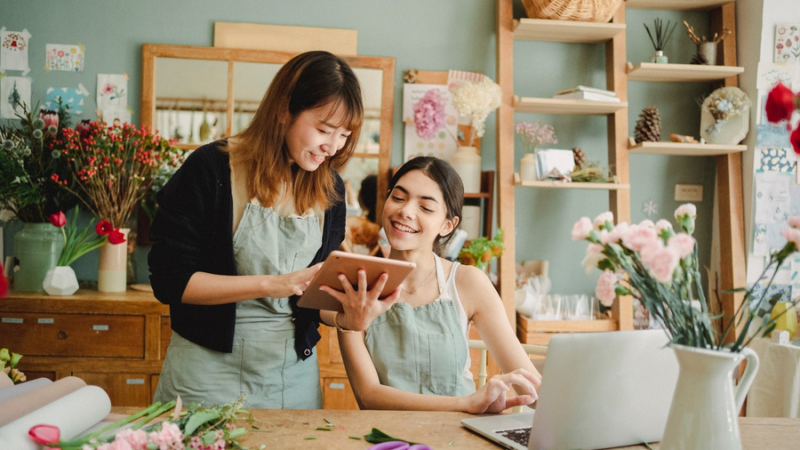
[47,211,66,228]
[28,424,60,444]
[0,264,8,298]
[791,127,800,155]
[765,82,797,123]
[95,220,113,235]
[108,228,126,245]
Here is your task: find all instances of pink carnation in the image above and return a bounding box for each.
[788,216,800,229]
[572,217,592,240]
[148,422,184,450]
[655,219,673,234]
[675,203,697,219]
[638,240,663,267]
[668,233,696,259]
[582,243,606,273]
[639,219,655,228]
[593,211,614,229]
[622,225,658,252]
[606,222,629,244]
[781,227,800,250]
[595,270,617,306]
[646,246,680,283]
[413,89,446,140]
[115,429,148,450]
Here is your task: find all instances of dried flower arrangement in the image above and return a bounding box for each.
[450,77,502,147]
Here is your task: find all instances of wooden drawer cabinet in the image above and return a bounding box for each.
[0,313,145,358]
[0,289,169,407]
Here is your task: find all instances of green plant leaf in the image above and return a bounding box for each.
[184,410,221,436]
[364,428,417,445]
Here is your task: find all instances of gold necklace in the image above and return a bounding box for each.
[405,257,436,295]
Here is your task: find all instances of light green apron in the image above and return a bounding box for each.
[364,255,475,396]
[155,202,323,409]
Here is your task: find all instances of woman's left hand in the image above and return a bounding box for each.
[320,270,402,331]
[464,369,541,414]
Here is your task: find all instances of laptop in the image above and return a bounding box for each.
[461,329,678,450]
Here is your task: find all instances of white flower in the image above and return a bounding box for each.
[450,77,502,145]
[674,203,697,219]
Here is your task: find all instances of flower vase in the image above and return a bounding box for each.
[449,146,482,194]
[660,344,760,450]
[698,41,718,65]
[98,228,130,293]
[42,266,79,295]
[13,223,64,292]
[520,152,538,182]
[651,50,668,64]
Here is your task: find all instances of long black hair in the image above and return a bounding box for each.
[386,156,464,256]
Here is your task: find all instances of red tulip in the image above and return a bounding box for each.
[0,263,8,298]
[39,109,59,129]
[95,220,113,235]
[47,211,66,228]
[28,424,60,444]
[791,127,800,155]
[765,82,797,123]
[108,228,126,245]
[75,119,93,139]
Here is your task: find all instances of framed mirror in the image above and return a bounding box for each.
[141,43,395,218]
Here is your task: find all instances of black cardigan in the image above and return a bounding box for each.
[147,141,346,359]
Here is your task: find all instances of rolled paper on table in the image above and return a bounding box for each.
[0,376,87,426]
[0,372,13,389]
[0,385,111,450]
[0,377,52,402]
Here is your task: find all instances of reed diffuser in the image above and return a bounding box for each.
[644,18,678,64]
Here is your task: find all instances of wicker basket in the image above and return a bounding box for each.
[521,0,623,23]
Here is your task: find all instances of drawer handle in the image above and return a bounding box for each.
[126,378,145,385]
[1,317,23,324]
[329,382,345,390]
[93,325,109,331]
[57,330,68,340]
[38,318,55,324]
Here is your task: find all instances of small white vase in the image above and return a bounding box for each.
[520,153,538,182]
[449,146,482,194]
[42,266,79,296]
[660,344,759,450]
[98,228,130,293]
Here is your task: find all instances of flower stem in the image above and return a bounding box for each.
[55,402,163,448]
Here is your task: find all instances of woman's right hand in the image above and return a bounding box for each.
[265,263,323,298]
[463,369,540,414]
[320,269,402,331]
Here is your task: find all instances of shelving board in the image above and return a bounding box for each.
[513,96,627,115]
[625,0,734,11]
[513,18,625,43]
[513,174,630,190]
[627,62,744,82]
[629,141,747,156]
[464,192,491,199]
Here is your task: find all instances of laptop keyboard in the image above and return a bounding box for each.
[496,427,531,446]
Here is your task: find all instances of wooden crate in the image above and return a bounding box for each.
[516,312,619,345]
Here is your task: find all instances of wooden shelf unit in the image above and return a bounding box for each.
[513,96,628,115]
[627,62,744,82]
[517,313,619,345]
[629,141,746,156]
[513,18,625,43]
[625,0,734,11]
[513,173,630,190]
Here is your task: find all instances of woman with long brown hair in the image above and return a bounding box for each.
[148,51,400,408]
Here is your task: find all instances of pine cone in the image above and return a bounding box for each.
[690,52,709,65]
[634,106,661,143]
[573,147,586,169]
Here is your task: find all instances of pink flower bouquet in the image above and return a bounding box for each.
[573,205,800,352]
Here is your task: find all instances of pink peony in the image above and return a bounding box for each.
[413,89,447,140]
[645,246,680,283]
[781,227,800,250]
[622,225,658,252]
[788,216,800,229]
[606,221,629,244]
[668,233,696,259]
[595,270,617,306]
[674,203,697,219]
[593,211,614,229]
[571,217,593,240]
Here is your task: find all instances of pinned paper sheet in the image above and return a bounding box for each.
[402,83,458,162]
[102,106,132,125]
[0,28,32,75]
[757,61,800,90]
[96,73,127,110]
[774,24,800,64]
[757,147,796,173]
[45,43,84,72]
[45,83,89,114]
[0,76,31,119]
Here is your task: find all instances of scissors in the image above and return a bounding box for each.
[367,441,432,450]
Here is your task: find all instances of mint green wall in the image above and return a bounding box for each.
[2,0,720,296]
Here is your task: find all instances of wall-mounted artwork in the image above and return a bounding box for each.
[45,84,89,114]
[97,73,127,110]
[774,24,800,64]
[402,83,458,162]
[0,76,31,119]
[0,27,31,75]
[45,43,84,72]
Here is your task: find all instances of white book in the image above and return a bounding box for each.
[553,91,620,102]
[555,85,616,97]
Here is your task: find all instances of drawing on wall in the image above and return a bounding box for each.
[0,76,31,119]
[756,124,791,149]
[97,73,128,110]
[774,24,800,64]
[757,147,796,173]
[45,84,90,114]
[402,83,458,162]
[102,107,131,126]
[45,43,85,72]
[751,171,800,257]
[0,27,32,75]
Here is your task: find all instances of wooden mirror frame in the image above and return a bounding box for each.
[141,43,395,216]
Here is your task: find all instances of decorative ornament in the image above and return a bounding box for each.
[403,69,419,84]
[642,199,659,218]
[572,147,586,169]
[635,106,662,143]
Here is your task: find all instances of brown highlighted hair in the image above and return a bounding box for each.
[387,156,464,256]
[227,51,363,212]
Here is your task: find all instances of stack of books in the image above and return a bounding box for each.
[553,86,620,102]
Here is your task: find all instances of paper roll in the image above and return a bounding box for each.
[0,377,52,403]
[0,372,12,389]
[0,376,87,426]
[0,385,111,450]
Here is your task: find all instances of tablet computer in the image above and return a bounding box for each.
[297,251,416,312]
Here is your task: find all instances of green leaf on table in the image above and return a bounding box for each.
[364,428,417,445]
[184,410,221,435]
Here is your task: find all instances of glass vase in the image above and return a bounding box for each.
[13,223,64,292]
